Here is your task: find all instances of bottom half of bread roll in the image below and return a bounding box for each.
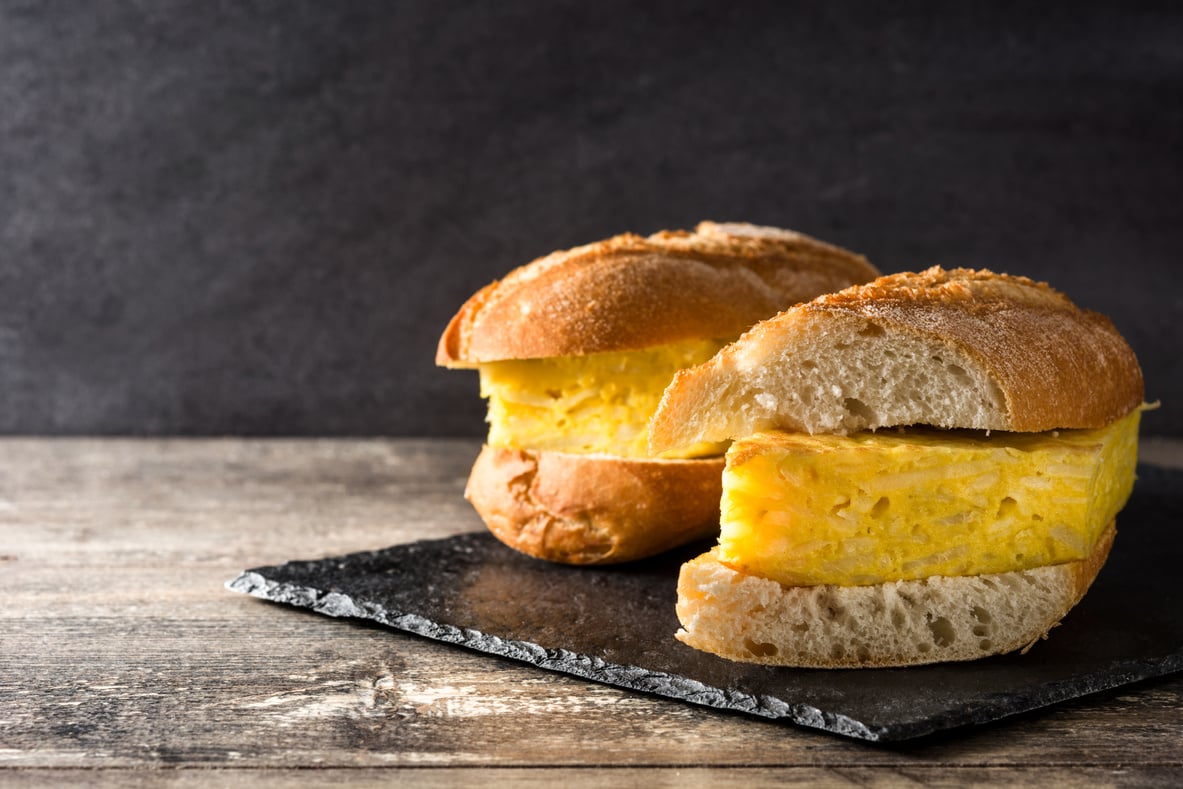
[466,445,724,564]
[675,522,1115,668]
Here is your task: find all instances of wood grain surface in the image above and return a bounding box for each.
[2,438,1181,786]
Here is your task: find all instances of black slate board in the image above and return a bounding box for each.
[228,465,1183,742]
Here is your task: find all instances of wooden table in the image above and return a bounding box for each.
[3,438,1182,787]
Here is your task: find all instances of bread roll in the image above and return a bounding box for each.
[650,267,1144,665]
[466,446,724,565]
[649,266,1144,453]
[438,221,878,367]
[676,523,1115,668]
[439,222,878,564]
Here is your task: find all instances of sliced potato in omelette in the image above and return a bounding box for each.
[479,338,729,459]
[718,408,1141,587]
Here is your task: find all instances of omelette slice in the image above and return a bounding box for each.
[479,339,729,459]
[718,409,1140,587]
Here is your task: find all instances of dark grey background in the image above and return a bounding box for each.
[2,1,1180,437]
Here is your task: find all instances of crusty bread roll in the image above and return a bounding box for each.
[650,266,1144,453]
[650,267,1145,666]
[437,221,878,367]
[466,446,725,564]
[677,523,1115,668]
[439,222,879,564]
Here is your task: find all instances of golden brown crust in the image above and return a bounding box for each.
[437,221,878,367]
[650,267,1144,450]
[807,267,1145,431]
[465,445,724,564]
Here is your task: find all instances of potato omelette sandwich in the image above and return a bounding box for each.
[649,266,1146,667]
[437,221,879,564]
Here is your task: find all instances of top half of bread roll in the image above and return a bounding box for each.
[650,266,1145,452]
[437,221,879,367]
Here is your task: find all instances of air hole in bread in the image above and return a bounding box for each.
[972,605,993,624]
[858,323,886,338]
[997,575,1019,592]
[800,359,817,370]
[744,639,778,658]
[928,616,956,647]
[830,644,846,660]
[830,497,851,516]
[822,599,847,621]
[979,639,993,651]
[843,397,876,424]
[792,622,809,633]
[917,642,932,654]
[946,364,971,384]
[1025,576,1052,593]
[856,645,872,662]
[870,496,890,519]
[996,496,1018,519]
[891,608,906,627]
[973,625,990,637]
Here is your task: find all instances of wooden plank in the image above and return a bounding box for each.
[2,439,1182,776]
[5,593,1183,769]
[0,438,484,568]
[0,766,1181,788]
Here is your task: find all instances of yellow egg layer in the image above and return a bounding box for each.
[478,339,729,459]
[719,408,1141,586]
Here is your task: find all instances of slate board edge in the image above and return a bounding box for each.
[226,556,1183,743]
[226,570,883,742]
[882,653,1183,742]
